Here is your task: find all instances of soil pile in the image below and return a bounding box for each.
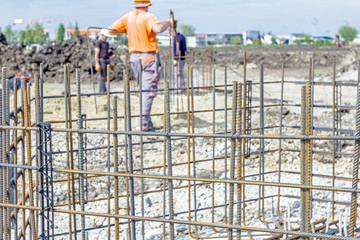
[0,35,128,82]
[1,37,360,82]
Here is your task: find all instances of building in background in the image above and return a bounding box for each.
[195,33,244,46]
[243,30,261,45]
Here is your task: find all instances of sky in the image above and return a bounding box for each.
[1,0,360,38]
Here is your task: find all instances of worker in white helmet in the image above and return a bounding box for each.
[95,29,113,93]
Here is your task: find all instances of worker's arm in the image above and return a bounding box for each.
[94,47,100,64]
[152,21,170,34]
[109,16,127,36]
[109,28,121,36]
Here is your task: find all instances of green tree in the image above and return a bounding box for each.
[230,36,241,45]
[74,21,80,36]
[18,23,46,44]
[33,23,46,43]
[57,24,65,42]
[180,24,196,37]
[304,35,311,44]
[18,25,31,44]
[339,25,358,45]
[314,40,323,47]
[4,25,14,43]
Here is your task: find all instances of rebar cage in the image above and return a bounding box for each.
[0,55,360,240]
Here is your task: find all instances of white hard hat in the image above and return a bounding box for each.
[100,29,111,37]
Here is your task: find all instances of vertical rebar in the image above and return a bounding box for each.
[224,66,228,224]
[5,76,10,240]
[300,86,307,236]
[138,59,145,240]
[349,60,360,237]
[212,69,216,224]
[162,63,167,239]
[236,82,243,240]
[40,63,44,123]
[35,73,40,239]
[12,66,18,240]
[165,81,175,240]
[76,69,86,240]
[305,83,312,234]
[169,11,175,107]
[228,81,238,240]
[23,76,37,239]
[332,60,336,221]
[309,58,315,221]
[0,67,3,239]
[125,69,136,240]
[242,52,247,225]
[277,63,285,217]
[123,69,131,237]
[186,67,194,238]
[113,96,120,240]
[64,65,74,240]
[190,67,198,237]
[2,69,8,239]
[258,64,265,221]
[106,65,111,240]
[66,64,77,240]
[20,77,26,240]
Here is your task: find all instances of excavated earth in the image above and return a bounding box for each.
[1,35,360,82]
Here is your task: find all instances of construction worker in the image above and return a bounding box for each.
[173,20,187,90]
[0,32,7,45]
[109,0,170,131]
[95,29,112,93]
[9,73,30,91]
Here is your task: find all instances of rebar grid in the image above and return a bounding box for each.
[0,53,359,240]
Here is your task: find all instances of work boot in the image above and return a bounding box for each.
[142,120,155,132]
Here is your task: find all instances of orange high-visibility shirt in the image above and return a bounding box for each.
[110,10,160,53]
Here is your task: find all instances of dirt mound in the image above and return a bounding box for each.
[0,35,128,82]
[170,46,360,71]
[1,38,359,82]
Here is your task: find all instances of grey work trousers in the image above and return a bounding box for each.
[176,60,186,89]
[99,58,109,93]
[130,52,160,130]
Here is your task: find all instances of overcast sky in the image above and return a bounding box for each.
[1,0,360,37]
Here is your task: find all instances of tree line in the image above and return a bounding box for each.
[1,23,356,46]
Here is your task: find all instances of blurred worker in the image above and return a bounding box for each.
[109,0,170,131]
[0,32,7,45]
[9,73,30,91]
[95,29,113,93]
[172,20,187,90]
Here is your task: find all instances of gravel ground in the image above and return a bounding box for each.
[14,63,360,239]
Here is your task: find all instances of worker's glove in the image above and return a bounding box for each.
[173,60,178,67]
[95,63,101,72]
[109,64,115,71]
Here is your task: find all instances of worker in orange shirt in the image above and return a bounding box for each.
[109,0,170,131]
